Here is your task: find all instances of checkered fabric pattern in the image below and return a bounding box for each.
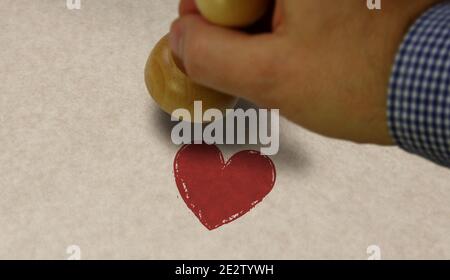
[388,2,450,167]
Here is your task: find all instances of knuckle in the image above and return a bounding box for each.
[251,51,281,93]
[183,42,203,80]
[182,20,205,80]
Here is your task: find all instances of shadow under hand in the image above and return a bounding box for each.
[148,99,309,172]
[220,100,309,172]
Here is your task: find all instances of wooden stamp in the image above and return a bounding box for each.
[145,0,270,120]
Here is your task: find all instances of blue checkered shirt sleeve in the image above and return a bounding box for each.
[388,2,450,167]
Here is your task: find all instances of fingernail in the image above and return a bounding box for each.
[170,20,184,60]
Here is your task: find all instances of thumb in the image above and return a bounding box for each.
[169,14,278,100]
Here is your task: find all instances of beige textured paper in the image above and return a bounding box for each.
[0,0,449,260]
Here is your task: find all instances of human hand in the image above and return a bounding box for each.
[169,0,440,145]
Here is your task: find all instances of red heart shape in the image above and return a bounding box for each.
[174,144,276,230]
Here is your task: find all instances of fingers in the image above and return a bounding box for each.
[179,0,198,16]
[272,0,284,30]
[169,14,279,100]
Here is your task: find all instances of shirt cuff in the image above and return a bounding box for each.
[388,2,450,167]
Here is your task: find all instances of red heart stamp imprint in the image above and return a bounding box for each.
[174,144,276,230]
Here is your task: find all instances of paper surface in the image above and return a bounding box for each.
[0,0,449,259]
